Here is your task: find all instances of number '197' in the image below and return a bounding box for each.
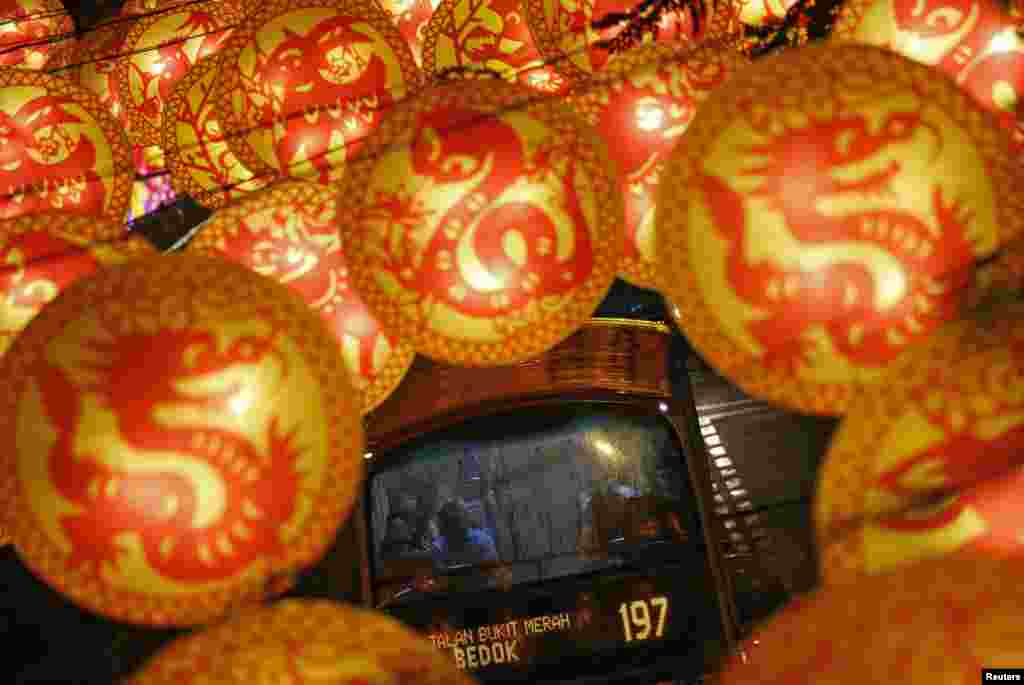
[617,595,669,642]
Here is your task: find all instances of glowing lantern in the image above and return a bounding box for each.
[0,212,153,357]
[128,600,479,684]
[814,295,1024,582]
[0,0,75,70]
[187,181,416,413]
[335,78,622,366]
[0,69,134,222]
[161,54,271,209]
[214,0,424,186]
[570,41,748,290]
[379,0,439,66]
[423,0,570,93]
[656,43,1024,416]
[523,0,738,82]
[115,0,240,147]
[0,255,365,625]
[834,0,1024,148]
[736,0,799,26]
[719,556,1024,684]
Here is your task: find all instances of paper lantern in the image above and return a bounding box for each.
[0,69,134,222]
[48,19,132,129]
[0,0,75,70]
[115,0,240,147]
[0,212,154,357]
[162,54,272,210]
[736,0,799,26]
[187,181,416,413]
[719,556,1024,684]
[334,78,623,365]
[570,41,748,290]
[814,295,1024,582]
[423,0,570,93]
[656,43,1024,416]
[834,0,1024,149]
[523,0,737,82]
[0,255,365,625]
[214,0,424,186]
[128,599,479,684]
[380,0,439,65]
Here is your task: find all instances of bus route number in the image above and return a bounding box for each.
[617,595,669,642]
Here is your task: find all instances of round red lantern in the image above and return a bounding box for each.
[833,0,1024,149]
[128,599,479,684]
[0,69,134,222]
[815,295,1024,582]
[422,0,570,94]
[187,181,416,413]
[0,0,75,70]
[570,41,748,290]
[379,0,439,66]
[162,54,272,210]
[656,43,1024,416]
[334,77,623,366]
[0,255,365,626]
[523,0,739,82]
[718,556,1024,684]
[115,0,239,148]
[214,0,424,186]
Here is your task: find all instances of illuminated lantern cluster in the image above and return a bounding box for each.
[0,255,365,625]
[0,0,75,70]
[656,43,1024,416]
[423,0,570,93]
[815,295,1024,583]
[214,0,424,185]
[161,54,270,209]
[335,77,623,365]
[128,600,479,684]
[719,556,1024,684]
[186,180,416,413]
[570,41,748,289]
[833,0,1024,149]
[0,69,135,222]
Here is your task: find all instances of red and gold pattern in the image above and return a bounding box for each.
[128,599,479,684]
[814,295,1024,581]
[0,212,153,358]
[161,54,271,210]
[0,255,365,626]
[214,0,424,186]
[423,0,570,94]
[522,0,738,82]
[115,0,239,148]
[834,0,1024,149]
[656,43,1024,416]
[0,69,134,222]
[570,41,748,289]
[736,0,799,26]
[187,181,416,413]
[0,0,74,69]
[718,556,1024,684]
[334,78,623,366]
[379,0,439,65]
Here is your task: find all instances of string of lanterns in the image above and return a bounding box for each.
[0,0,1022,681]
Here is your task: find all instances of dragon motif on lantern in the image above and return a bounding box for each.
[29,318,311,585]
[361,105,596,326]
[696,97,979,375]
